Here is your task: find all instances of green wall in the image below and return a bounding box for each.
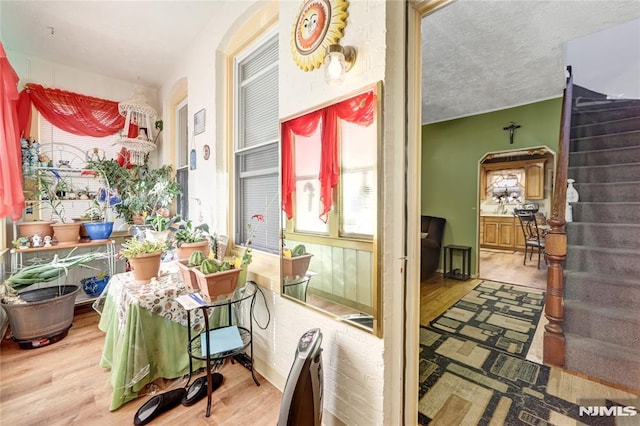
[421,98,562,275]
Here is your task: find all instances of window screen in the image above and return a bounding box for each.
[235,32,279,253]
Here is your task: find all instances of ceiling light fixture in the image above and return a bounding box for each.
[324,44,356,85]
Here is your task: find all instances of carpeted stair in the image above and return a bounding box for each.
[564,92,640,392]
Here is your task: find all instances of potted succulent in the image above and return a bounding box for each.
[1,250,109,348]
[192,258,241,302]
[282,244,313,279]
[119,239,167,284]
[176,249,207,291]
[173,220,211,260]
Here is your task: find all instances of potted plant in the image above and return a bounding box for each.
[176,249,206,291]
[282,243,313,279]
[1,250,109,348]
[173,220,211,260]
[192,258,241,302]
[37,169,81,244]
[82,187,121,241]
[121,164,181,224]
[118,239,167,284]
[85,157,133,224]
[145,211,180,244]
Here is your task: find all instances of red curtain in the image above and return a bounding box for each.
[0,42,25,220]
[281,110,323,219]
[18,83,124,138]
[281,90,377,222]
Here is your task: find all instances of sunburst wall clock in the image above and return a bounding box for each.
[291,0,349,71]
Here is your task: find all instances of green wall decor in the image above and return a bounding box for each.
[421,98,562,275]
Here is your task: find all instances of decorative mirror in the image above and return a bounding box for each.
[280,82,382,336]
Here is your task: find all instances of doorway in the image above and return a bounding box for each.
[477,147,555,290]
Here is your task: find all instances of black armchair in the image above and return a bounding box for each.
[420,215,446,280]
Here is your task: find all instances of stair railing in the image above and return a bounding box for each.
[544,66,573,366]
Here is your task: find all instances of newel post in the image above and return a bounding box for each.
[543,217,566,366]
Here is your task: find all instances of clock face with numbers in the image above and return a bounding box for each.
[291,0,349,71]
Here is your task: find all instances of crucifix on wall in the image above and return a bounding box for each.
[503,121,521,144]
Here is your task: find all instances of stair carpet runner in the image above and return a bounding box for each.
[564,90,640,392]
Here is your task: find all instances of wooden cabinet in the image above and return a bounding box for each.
[481,159,546,201]
[481,215,530,251]
[525,162,545,200]
[481,216,515,249]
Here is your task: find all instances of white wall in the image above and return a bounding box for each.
[159,1,407,425]
[565,18,640,99]
[4,50,161,164]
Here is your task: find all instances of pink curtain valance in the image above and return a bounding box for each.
[282,90,377,222]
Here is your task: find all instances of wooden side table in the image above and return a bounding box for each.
[443,245,471,281]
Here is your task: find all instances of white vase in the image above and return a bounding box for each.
[567,179,579,203]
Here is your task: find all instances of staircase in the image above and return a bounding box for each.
[563,91,640,391]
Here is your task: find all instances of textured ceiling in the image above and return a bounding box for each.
[421,0,640,124]
[1,1,638,120]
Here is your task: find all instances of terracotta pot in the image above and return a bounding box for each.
[282,253,313,279]
[193,267,241,302]
[128,252,162,284]
[176,260,198,291]
[51,222,82,245]
[132,214,145,225]
[177,240,210,261]
[17,221,54,239]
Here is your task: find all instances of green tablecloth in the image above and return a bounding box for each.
[97,269,205,411]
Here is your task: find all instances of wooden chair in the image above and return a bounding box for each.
[515,210,546,269]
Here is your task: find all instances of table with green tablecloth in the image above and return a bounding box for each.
[96,266,207,411]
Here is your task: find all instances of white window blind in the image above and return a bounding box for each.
[176,101,189,219]
[39,115,121,168]
[235,32,279,253]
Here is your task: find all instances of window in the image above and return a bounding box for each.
[289,111,378,239]
[39,115,121,168]
[234,32,279,253]
[175,100,189,219]
[339,121,377,237]
[36,115,121,219]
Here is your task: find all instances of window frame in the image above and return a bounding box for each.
[232,29,280,254]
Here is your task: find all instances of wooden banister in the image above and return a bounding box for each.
[543,66,573,366]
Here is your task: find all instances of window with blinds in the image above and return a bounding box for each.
[234,32,279,253]
[39,115,121,167]
[176,101,189,219]
[34,115,120,220]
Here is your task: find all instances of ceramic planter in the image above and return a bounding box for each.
[17,221,54,239]
[193,267,241,302]
[177,240,210,261]
[80,274,110,297]
[83,221,114,241]
[282,253,313,279]
[1,285,79,348]
[128,252,162,284]
[51,222,81,244]
[176,260,198,291]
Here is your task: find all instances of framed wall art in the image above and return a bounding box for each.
[194,109,205,135]
[290,0,349,71]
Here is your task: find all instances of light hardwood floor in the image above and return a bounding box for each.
[0,309,282,425]
[479,248,547,290]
